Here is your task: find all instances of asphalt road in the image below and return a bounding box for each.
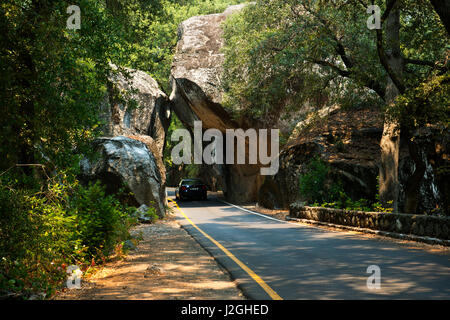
[167,190,450,300]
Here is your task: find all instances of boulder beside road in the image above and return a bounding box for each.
[80,136,166,217]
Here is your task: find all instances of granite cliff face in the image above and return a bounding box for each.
[260,107,385,209]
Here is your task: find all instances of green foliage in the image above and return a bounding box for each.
[0,171,136,298]
[372,200,394,214]
[120,0,246,92]
[387,72,450,131]
[299,156,337,204]
[221,0,448,125]
[164,113,185,169]
[185,164,202,178]
[142,205,159,224]
[0,182,61,296]
[0,0,125,170]
[314,197,373,212]
[69,181,134,259]
[299,157,393,213]
[315,195,393,213]
[163,113,206,180]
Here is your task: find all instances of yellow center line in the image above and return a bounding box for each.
[168,198,283,300]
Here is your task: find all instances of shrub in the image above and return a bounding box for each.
[299,157,393,213]
[0,176,74,297]
[143,205,159,224]
[299,156,341,204]
[69,181,133,260]
[0,171,136,298]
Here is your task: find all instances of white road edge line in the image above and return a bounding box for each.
[218,199,289,224]
[216,197,449,247]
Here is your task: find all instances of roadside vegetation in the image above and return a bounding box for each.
[221,0,449,214]
[298,157,393,213]
[0,0,243,299]
[0,172,138,298]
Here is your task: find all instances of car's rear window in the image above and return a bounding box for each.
[181,179,203,186]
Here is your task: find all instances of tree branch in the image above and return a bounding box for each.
[300,3,354,71]
[404,58,435,67]
[381,0,398,23]
[403,58,448,71]
[302,3,386,99]
[312,59,351,77]
[312,59,386,99]
[376,29,405,94]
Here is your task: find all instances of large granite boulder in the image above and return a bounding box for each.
[259,107,384,209]
[170,4,247,131]
[89,66,170,216]
[100,66,171,158]
[170,4,267,203]
[80,136,166,217]
[260,107,447,215]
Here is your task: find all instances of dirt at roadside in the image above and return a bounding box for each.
[54,213,245,300]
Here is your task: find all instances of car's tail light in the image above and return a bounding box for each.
[180,186,187,191]
[201,185,206,191]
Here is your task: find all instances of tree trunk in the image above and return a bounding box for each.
[403,132,427,214]
[379,123,400,212]
[379,3,403,212]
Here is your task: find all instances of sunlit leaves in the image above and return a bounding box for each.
[221,0,448,130]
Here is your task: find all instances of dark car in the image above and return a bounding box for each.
[175,179,207,201]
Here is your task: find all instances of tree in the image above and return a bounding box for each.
[374,0,448,213]
[376,0,403,213]
[221,0,448,213]
[0,0,167,172]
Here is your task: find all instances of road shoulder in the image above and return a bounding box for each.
[223,199,449,255]
[54,212,245,300]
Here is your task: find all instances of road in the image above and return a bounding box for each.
[167,190,450,300]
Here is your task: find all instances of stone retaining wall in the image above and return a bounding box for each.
[289,203,450,240]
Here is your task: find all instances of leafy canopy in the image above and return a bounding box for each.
[221,0,448,128]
